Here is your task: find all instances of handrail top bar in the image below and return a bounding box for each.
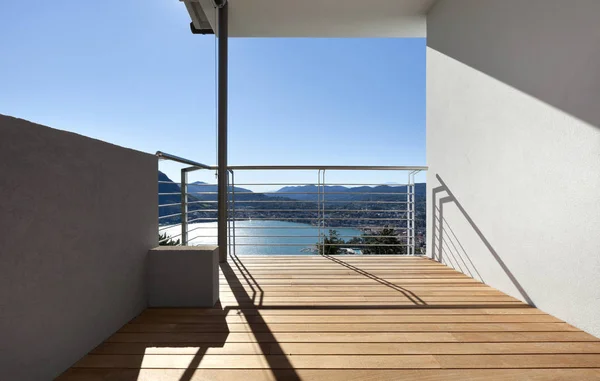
[156,151,428,171]
[227,165,428,171]
[155,151,212,170]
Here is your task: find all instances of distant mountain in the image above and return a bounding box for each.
[188,181,287,202]
[158,171,183,220]
[158,172,216,225]
[188,181,254,198]
[275,183,426,202]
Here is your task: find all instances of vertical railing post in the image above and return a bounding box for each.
[322,169,326,254]
[411,173,417,255]
[317,170,322,255]
[229,170,236,257]
[226,170,231,258]
[409,171,417,255]
[181,168,188,246]
[217,0,229,263]
[406,173,411,255]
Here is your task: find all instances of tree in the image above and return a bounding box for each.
[159,232,181,246]
[362,227,406,254]
[317,229,344,255]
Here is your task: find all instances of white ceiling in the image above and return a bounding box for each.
[188,0,437,37]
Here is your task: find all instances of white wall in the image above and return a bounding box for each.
[426,0,600,337]
[0,115,158,380]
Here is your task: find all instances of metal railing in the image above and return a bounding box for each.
[157,152,427,256]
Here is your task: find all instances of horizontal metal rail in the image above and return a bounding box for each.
[226,191,412,195]
[227,165,427,171]
[157,155,427,255]
[156,151,212,169]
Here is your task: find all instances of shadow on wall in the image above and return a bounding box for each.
[427,0,600,131]
[431,174,535,306]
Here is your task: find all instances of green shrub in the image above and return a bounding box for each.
[159,232,180,246]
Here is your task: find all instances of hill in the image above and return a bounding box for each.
[276,183,426,202]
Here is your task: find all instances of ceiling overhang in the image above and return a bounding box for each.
[181,0,437,37]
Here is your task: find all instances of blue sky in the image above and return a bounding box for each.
[0,0,425,186]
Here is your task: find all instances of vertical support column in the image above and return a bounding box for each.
[181,169,188,246]
[217,0,228,263]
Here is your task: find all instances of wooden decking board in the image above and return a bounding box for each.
[73,354,443,369]
[131,313,561,324]
[106,331,598,344]
[118,322,577,333]
[218,296,521,302]
[73,353,600,369]
[92,342,600,355]
[59,255,600,380]
[106,331,462,343]
[217,301,526,307]
[144,307,545,315]
[57,368,600,381]
[220,288,507,294]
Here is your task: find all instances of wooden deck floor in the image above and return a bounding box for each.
[59,255,600,380]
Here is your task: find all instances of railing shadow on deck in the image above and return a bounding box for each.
[230,253,264,306]
[220,258,302,381]
[431,174,535,306]
[322,254,427,305]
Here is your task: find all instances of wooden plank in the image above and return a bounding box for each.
[434,354,600,368]
[144,307,545,316]
[73,354,441,369]
[221,296,523,310]
[56,368,600,381]
[220,291,511,297]
[219,288,510,295]
[220,273,472,278]
[223,282,492,292]
[106,332,460,343]
[92,341,600,356]
[132,313,561,324]
[106,331,596,344]
[118,322,578,333]
[219,296,520,303]
[451,331,599,342]
[234,267,451,271]
[73,353,600,369]
[218,278,483,285]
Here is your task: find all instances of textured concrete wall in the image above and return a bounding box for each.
[0,115,158,380]
[426,0,600,337]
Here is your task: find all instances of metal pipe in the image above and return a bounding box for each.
[157,160,427,172]
[317,170,322,254]
[226,165,428,171]
[217,1,228,263]
[227,168,231,258]
[229,169,237,257]
[156,151,211,169]
[181,169,188,245]
[406,173,411,254]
